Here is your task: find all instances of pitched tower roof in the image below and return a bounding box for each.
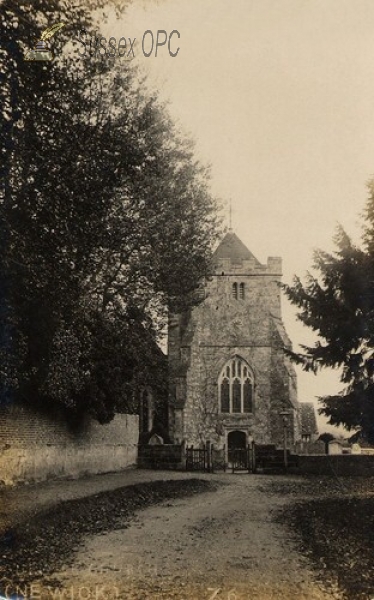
[212,231,260,266]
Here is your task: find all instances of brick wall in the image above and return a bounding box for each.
[0,404,139,485]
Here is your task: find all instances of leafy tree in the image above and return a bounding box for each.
[0,0,220,424]
[282,187,374,442]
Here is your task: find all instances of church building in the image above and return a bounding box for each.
[168,231,301,453]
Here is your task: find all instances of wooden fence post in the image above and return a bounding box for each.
[181,439,187,470]
[252,441,256,473]
[206,440,212,473]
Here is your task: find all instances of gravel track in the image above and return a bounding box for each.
[3,472,372,599]
[48,474,339,600]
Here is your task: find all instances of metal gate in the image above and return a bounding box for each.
[228,444,254,473]
[186,443,254,473]
[186,446,207,471]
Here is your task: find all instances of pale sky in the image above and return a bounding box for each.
[102,0,374,435]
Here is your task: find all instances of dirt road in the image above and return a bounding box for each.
[51,474,342,600]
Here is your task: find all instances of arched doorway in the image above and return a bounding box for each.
[227,430,248,469]
[228,430,247,450]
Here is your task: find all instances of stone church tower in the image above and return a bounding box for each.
[168,231,301,451]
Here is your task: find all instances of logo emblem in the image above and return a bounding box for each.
[24,23,65,61]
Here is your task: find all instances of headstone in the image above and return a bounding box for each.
[148,433,164,445]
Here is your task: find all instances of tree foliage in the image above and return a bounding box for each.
[0,0,220,423]
[282,186,374,442]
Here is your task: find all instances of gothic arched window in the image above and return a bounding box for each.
[218,357,254,414]
[221,379,230,413]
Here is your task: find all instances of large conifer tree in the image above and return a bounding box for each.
[282,187,374,441]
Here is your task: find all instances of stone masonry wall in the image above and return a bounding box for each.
[269,347,297,448]
[181,341,275,447]
[0,404,138,485]
[168,242,300,448]
[169,263,297,446]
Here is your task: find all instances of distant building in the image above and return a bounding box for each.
[168,231,302,454]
